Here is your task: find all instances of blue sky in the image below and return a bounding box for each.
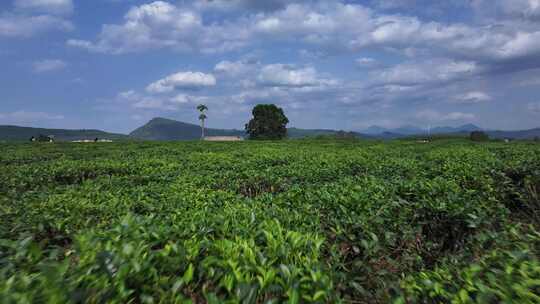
[1,0,540,133]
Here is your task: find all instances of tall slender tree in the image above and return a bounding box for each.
[197,104,208,139]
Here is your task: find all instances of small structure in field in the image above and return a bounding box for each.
[204,136,244,142]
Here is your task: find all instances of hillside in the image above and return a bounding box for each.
[363,124,540,140]
[287,128,368,139]
[487,128,540,139]
[129,117,245,141]
[0,125,128,142]
[130,118,370,140]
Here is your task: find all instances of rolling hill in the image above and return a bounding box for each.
[363,124,482,136]
[0,125,128,142]
[129,118,245,141]
[2,119,539,142]
[130,118,370,141]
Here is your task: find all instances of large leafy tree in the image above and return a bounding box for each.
[245,104,289,140]
[470,131,489,141]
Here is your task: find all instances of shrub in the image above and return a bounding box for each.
[470,131,489,141]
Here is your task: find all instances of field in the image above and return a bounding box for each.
[1,139,540,303]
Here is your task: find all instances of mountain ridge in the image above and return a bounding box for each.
[363,124,483,135]
[1,119,540,142]
[0,125,128,142]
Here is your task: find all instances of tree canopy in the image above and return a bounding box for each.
[470,131,489,142]
[245,104,289,140]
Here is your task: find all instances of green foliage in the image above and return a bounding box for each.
[1,139,540,302]
[470,131,489,142]
[245,104,289,140]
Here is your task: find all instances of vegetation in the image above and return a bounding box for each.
[1,139,540,303]
[246,104,289,140]
[470,131,489,141]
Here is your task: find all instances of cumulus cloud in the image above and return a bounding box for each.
[258,64,337,87]
[372,59,477,86]
[117,86,212,111]
[32,59,67,73]
[195,0,309,12]
[214,60,255,76]
[146,71,216,93]
[67,1,249,54]
[472,0,540,21]
[14,0,74,15]
[0,13,73,37]
[454,91,492,104]
[67,0,540,72]
[64,1,540,130]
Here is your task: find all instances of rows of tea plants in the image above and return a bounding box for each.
[1,139,539,303]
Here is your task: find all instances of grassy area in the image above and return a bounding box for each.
[1,139,539,303]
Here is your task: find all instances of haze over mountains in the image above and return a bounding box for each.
[1,118,539,142]
[363,124,482,136]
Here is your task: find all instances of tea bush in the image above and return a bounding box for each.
[1,139,539,303]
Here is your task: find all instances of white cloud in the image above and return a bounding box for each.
[170,94,209,105]
[194,0,307,12]
[0,14,73,37]
[214,60,255,76]
[67,1,249,54]
[416,109,475,122]
[15,0,74,15]
[33,59,67,73]
[473,0,540,21]
[67,1,540,68]
[455,91,492,104]
[373,59,477,86]
[258,64,336,87]
[146,71,216,93]
[117,87,211,110]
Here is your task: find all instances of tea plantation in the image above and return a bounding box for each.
[1,139,539,303]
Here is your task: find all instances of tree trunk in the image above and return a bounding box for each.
[201,119,205,139]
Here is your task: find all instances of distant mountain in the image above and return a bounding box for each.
[130,118,371,141]
[364,125,425,135]
[362,123,540,139]
[0,125,128,142]
[287,128,369,139]
[363,124,482,136]
[487,128,540,139]
[431,124,482,134]
[365,125,388,135]
[129,117,245,141]
[394,125,425,135]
